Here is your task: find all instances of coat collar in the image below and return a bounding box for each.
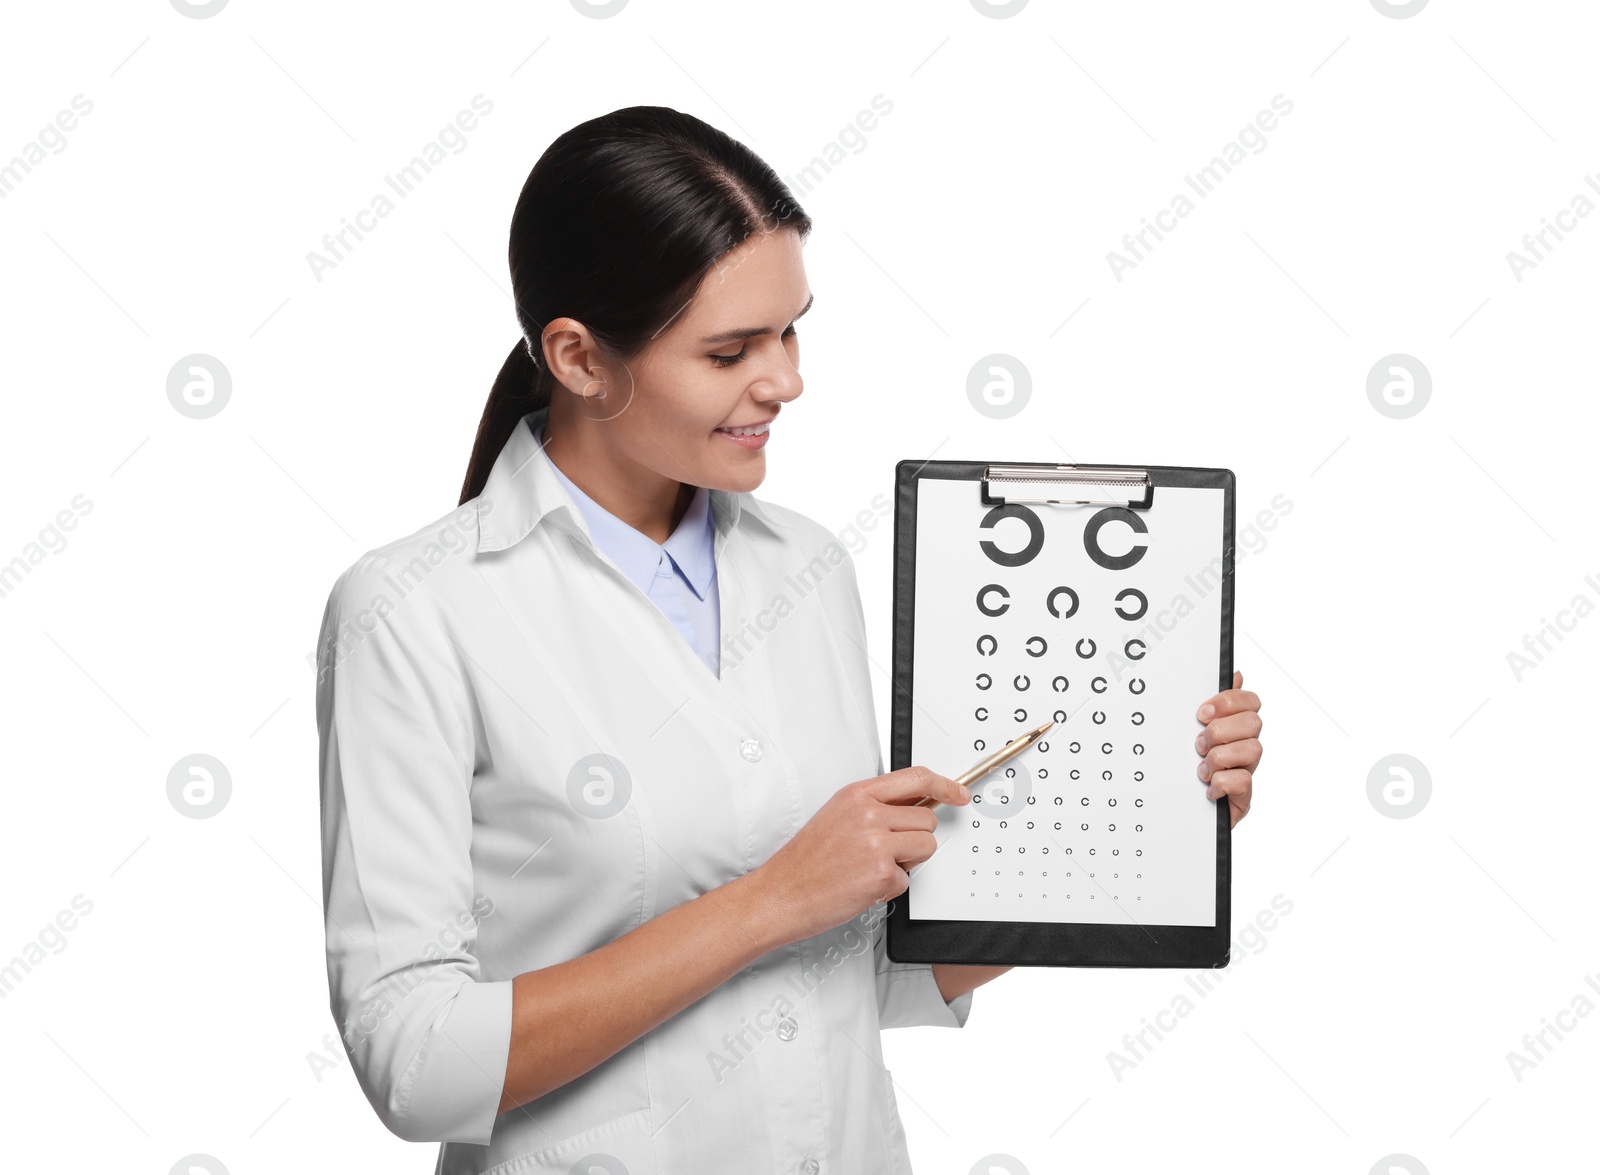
[474,405,788,556]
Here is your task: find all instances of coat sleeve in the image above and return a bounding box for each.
[833,546,974,1031]
[872,908,974,1030]
[314,554,513,1144]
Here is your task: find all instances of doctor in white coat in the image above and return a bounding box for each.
[314,105,1264,1175]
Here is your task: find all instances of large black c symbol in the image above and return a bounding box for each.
[979,503,1044,567]
[1083,507,1148,570]
[976,584,1010,616]
[1047,586,1079,619]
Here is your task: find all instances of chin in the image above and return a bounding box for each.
[715,465,766,494]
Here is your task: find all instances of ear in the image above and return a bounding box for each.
[541,316,615,397]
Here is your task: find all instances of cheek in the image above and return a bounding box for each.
[655,391,734,446]
[633,355,750,437]
[631,364,712,430]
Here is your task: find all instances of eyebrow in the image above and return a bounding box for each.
[699,292,814,345]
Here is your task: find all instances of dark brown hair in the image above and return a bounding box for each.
[458,106,813,505]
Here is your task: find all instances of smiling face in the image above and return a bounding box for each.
[539,226,810,538]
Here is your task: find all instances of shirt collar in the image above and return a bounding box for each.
[662,484,716,598]
[474,404,787,558]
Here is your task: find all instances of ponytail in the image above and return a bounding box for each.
[458,338,548,506]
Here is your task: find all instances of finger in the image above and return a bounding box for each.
[1234,670,1243,690]
[1195,710,1263,755]
[870,765,970,807]
[1204,767,1252,813]
[886,829,940,868]
[1204,767,1252,803]
[879,802,940,834]
[1197,738,1262,780]
[877,862,913,904]
[1197,687,1261,723]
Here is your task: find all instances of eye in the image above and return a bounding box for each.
[710,323,798,367]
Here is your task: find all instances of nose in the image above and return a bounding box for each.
[751,347,803,405]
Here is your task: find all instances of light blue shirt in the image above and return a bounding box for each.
[531,419,721,676]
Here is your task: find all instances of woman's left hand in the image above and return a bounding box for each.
[1195,669,1261,828]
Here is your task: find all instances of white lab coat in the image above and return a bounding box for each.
[315,405,971,1174]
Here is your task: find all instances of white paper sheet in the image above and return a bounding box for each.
[907,476,1224,926]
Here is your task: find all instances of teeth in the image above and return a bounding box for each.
[718,423,769,437]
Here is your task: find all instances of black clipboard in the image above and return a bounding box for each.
[885,459,1235,969]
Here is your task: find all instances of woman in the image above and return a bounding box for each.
[314,105,1264,1174]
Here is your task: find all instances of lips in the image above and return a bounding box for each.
[715,419,774,437]
[715,421,772,450]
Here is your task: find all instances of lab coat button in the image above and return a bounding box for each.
[776,1015,798,1040]
[740,738,763,762]
[800,1160,819,1175]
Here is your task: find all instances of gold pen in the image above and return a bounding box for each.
[913,717,1055,808]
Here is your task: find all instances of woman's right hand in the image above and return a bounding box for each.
[754,765,971,944]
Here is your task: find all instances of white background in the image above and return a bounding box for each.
[2,1,1595,1172]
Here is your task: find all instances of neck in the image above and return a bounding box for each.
[541,401,695,544]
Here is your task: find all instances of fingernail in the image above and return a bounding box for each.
[960,784,972,801]
[1199,704,1215,721]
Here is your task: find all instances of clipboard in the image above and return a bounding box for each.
[885,459,1235,968]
